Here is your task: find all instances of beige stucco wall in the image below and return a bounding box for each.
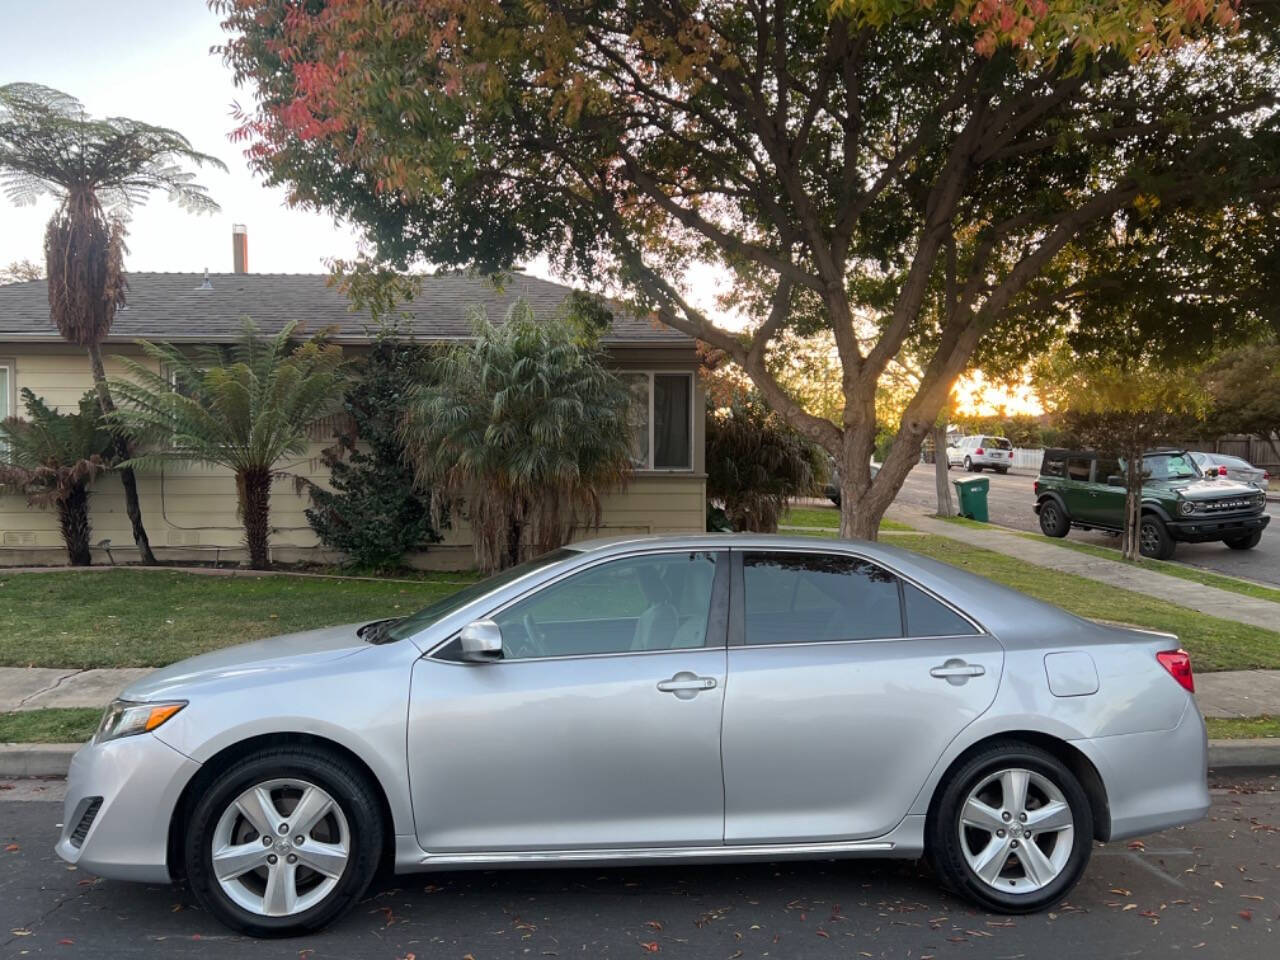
[0,342,707,569]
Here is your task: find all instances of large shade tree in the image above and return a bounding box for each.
[0,389,115,566]
[402,302,633,573]
[0,82,225,563]
[217,0,1279,539]
[108,322,347,570]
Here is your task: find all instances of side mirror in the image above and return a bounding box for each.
[458,620,503,662]
[1107,475,1124,486]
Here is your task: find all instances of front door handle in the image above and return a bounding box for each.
[657,672,717,699]
[930,659,986,685]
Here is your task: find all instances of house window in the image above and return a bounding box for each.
[620,372,694,471]
[0,360,12,421]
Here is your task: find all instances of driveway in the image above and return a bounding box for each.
[2,775,1277,959]
[889,463,1280,587]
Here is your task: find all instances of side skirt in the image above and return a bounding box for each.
[393,816,926,873]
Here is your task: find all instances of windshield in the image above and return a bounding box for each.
[1140,452,1199,481]
[383,548,579,642]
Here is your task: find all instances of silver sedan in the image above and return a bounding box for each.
[56,535,1209,937]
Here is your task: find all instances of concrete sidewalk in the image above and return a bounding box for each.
[890,508,1280,632]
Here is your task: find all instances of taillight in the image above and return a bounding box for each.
[1218,465,1228,476]
[975,448,984,455]
[1156,649,1195,693]
[1033,480,1040,495]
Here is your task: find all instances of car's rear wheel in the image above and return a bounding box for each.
[996,467,1009,475]
[1225,529,1263,550]
[1038,500,1069,538]
[184,746,384,937]
[1139,515,1176,560]
[964,457,974,472]
[928,742,1093,914]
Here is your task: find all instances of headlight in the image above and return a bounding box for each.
[95,699,186,744]
[1178,499,1196,516]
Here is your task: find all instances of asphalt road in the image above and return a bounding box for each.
[889,463,1280,587]
[2,774,1277,960]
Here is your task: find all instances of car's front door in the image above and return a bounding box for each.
[408,549,729,853]
[721,550,1003,844]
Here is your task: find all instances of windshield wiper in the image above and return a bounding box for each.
[357,618,403,645]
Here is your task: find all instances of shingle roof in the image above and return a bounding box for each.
[0,272,691,346]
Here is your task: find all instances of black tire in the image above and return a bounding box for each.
[183,746,385,937]
[1225,529,1263,550]
[964,457,974,472]
[928,741,1093,914]
[996,467,1009,475]
[1037,499,1069,538]
[1138,515,1176,560]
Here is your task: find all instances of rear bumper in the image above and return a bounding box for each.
[1166,513,1269,543]
[53,734,200,883]
[1073,701,1210,842]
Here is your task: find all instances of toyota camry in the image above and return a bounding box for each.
[56,534,1209,937]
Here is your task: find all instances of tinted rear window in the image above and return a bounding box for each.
[903,583,978,637]
[742,552,902,644]
[986,437,1012,450]
[1042,456,1065,477]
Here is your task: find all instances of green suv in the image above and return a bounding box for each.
[1034,448,1270,560]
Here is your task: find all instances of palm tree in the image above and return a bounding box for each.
[0,389,115,565]
[402,301,634,573]
[0,82,226,564]
[107,321,346,570]
[706,390,825,532]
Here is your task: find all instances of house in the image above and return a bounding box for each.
[0,253,706,569]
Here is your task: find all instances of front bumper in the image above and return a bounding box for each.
[1166,512,1269,544]
[54,733,201,883]
[1074,700,1210,842]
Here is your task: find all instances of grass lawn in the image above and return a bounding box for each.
[1204,715,1280,740]
[0,569,478,668]
[0,708,101,743]
[780,505,914,532]
[894,535,1280,673]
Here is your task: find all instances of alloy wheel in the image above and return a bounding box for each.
[210,778,350,917]
[1140,521,1160,556]
[958,767,1074,894]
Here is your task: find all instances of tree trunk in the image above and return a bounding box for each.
[1122,452,1141,561]
[238,467,273,570]
[933,421,955,517]
[57,483,93,566]
[86,342,157,565]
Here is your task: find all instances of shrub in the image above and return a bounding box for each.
[303,338,441,570]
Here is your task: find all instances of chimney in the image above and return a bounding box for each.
[232,224,248,274]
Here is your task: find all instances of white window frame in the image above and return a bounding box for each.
[0,359,14,417]
[621,370,695,473]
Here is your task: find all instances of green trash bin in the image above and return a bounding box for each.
[952,475,990,522]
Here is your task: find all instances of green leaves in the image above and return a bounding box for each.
[0,388,114,508]
[401,299,633,572]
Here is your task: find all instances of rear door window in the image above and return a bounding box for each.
[742,552,903,645]
[1066,458,1092,481]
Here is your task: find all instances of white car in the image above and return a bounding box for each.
[947,435,1014,473]
[1188,452,1271,492]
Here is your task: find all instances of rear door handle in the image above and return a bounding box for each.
[930,660,986,684]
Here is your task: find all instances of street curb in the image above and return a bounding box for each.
[0,742,79,777]
[5,738,1280,780]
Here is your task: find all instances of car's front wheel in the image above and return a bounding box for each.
[1225,529,1263,550]
[183,746,384,937]
[1139,515,1176,560]
[928,741,1093,914]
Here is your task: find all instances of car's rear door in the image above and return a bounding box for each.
[408,549,729,853]
[720,549,1002,844]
